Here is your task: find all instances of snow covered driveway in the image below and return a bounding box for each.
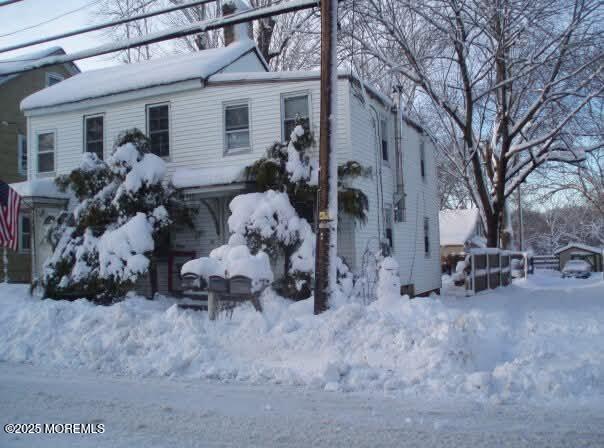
[1,361,603,448]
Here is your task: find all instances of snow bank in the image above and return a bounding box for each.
[1,273,603,405]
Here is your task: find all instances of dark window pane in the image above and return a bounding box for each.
[382,140,388,161]
[85,116,103,159]
[284,117,309,141]
[38,132,54,153]
[284,96,309,120]
[38,152,54,172]
[148,105,170,157]
[225,105,249,131]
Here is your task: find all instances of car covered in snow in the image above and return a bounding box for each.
[561,259,592,279]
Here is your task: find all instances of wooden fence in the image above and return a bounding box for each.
[466,249,528,295]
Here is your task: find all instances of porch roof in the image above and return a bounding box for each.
[10,178,72,202]
[171,164,252,196]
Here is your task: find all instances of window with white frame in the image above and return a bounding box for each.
[423,216,430,256]
[20,215,31,252]
[282,94,310,141]
[85,115,104,159]
[37,131,55,173]
[17,133,27,176]
[46,72,64,87]
[147,103,170,157]
[381,118,389,162]
[224,102,250,153]
[420,138,426,179]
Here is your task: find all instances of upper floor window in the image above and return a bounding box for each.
[420,139,426,179]
[423,216,431,256]
[85,115,104,160]
[224,102,250,153]
[282,94,310,141]
[17,133,27,176]
[147,103,170,157]
[381,118,389,162]
[46,72,64,87]
[19,215,31,252]
[37,131,55,173]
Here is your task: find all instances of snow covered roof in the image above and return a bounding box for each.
[10,178,71,200]
[0,46,71,86]
[171,164,248,189]
[21,41,260,111]
[439,209,480,246]
[554,243,603,255]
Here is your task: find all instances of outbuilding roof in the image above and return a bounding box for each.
[554,243,603,255]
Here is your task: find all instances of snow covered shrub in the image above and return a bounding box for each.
[43,129,192,304]
[240,122,371,300]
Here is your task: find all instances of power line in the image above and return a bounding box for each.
[0,0,320,76]
[0,0,216,55]
[0,0,24,7]
[0,0,102,38]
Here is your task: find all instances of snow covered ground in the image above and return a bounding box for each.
[0,271,603,446]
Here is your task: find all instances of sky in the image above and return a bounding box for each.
[0,0,124,72]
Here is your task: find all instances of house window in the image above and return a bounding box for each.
[381,118,389,162]
[224,102,250,153]
[282,94,310,141]
[20,215,31,252]
[384,206,393,249]
[423,217,430,256]
[17,133,27,176]
[420,139,426,179]
[85,115,104,159]
[37,131,55,173]
[46,72,64,87]
[147,103,170,157]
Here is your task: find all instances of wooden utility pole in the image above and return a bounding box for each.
[314,0,338,314]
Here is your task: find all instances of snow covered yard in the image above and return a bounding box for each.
[0,271,603,404]
[0,271,603,446]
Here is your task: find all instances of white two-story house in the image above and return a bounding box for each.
[17,33,441,297]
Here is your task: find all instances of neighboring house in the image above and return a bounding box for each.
[439,208,485,260]
[16,34,441,297]
[554,243,603,273]
[0,46,79,283]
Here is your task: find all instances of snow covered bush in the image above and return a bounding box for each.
[43,129,191,304]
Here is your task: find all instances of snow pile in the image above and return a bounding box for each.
[1,273,603,404]
[171,164,247,189]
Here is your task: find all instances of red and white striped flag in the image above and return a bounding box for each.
[0,180,22,251]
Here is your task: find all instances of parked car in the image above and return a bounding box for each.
[561,260,592,279]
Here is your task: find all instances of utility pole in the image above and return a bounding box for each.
[314,0,338,314]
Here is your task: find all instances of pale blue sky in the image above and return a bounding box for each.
[0,0,123,72]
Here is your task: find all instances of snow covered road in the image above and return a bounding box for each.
[1,361,603,448]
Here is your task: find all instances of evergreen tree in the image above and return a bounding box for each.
[43,129,191,304]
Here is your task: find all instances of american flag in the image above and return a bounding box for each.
[0,180,22,251]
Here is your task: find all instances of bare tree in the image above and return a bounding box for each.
[345,0,603,247]
[95,0,321,69]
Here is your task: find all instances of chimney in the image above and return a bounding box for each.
[222,0,254,46]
